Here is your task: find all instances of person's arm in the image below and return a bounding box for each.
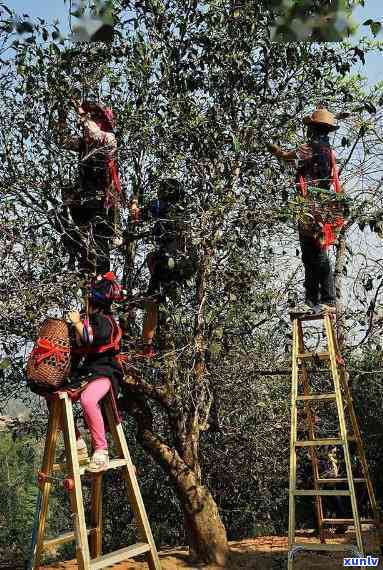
[79,108,117,159]
[67,310,85,345]
[267,143,297,162]
[54,106,81,152]
[68,310,95,346]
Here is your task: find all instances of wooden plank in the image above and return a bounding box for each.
[43,531,75,548]
[288,318,300,554]
[298,351,330,361]
[79,458,128,476]
[297,320,325,545]
[90,542,151,570]
[296,393,336,401]
[292,542,358,552]
[289,312,329,322]
[31,398,62,570]
[296,438,343,447]
[294,490,351,496]
[323,315,365,556]
[104,394,162,570]
[43,527,97,549]
[322,518,374,525]
[317,478,365,484]
[61,393,91,570]
[90,475,103,559]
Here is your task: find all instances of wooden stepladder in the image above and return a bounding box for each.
[28,391,161,570]
[288,311,381,568]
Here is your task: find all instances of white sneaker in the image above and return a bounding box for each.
[290,301,316,314]
[317,303,336,313]
[86,450,109,473]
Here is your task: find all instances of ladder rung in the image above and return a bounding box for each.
[291,542,357,552]
[43,527,96,549]
[79,458,129,475]
[53,457,129,475]
[317,478,366,484]
[290,312,331,322]
[296,438,343,447]
[294,490,351,496]
[90,542,152,569]
[297,351,330,361]
[296,393,336,401]
[322,518,374,525]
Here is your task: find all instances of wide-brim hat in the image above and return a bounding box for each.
[303,108,339,131]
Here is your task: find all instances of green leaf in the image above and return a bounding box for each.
[0,358,11,370]
[231,134,240,152]
[363,19,382,37]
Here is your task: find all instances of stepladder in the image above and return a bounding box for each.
[28,390,162,570]
[288,310,381,568]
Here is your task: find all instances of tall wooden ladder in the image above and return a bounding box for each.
[28,391,162,570]
[288,311,381,568]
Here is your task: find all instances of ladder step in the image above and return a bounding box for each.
[297,351,330,361]
[53,457,129,475]
[294,490,351,496]
[317,478,366,484]
[43,527,96,549]
[322,518,374,525]
[296,393,336,401]
[90,542,152,569]
[290,312,330,322]
[296,438,343,447]
[79,458,129,476]
[291,542,357,552]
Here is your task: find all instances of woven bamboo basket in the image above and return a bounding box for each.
[26,318,73,392]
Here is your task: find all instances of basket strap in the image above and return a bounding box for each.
[31,338,70,365]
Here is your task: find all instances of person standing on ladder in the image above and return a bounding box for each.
[55,100,124,276]
[268,107,345,313]
[65,272,124,472]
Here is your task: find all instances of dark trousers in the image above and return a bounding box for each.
[66,205,115,276]
[299,232,335,305]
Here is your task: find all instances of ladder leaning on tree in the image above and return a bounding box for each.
[287,310,382,569]
[28,390,161,570]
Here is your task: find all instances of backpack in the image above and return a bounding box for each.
[26,319,73,393]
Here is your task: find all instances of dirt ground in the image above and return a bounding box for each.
[39,531,383,570]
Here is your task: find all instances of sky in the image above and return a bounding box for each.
[7,0,383,85]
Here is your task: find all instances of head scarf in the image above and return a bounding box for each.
[89,272,125,308]
[81,101,116,132]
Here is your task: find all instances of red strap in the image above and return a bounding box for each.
[75,316,122,355]
[31,338,69,365]
[104,159,123,208]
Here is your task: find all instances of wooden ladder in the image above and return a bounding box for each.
[28,391,162,570]
[288,311,381,568]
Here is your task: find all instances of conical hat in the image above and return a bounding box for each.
[303,108,339,130]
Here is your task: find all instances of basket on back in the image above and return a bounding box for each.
[26,318,73,393]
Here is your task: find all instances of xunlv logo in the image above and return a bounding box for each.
[343,556,379,567]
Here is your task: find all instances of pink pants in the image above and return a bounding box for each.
[72,377,111,451]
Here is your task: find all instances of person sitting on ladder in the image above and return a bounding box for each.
[129,178,196,357]
[65,272,124,472]
[268,107,345,314]
[55,100,124,276]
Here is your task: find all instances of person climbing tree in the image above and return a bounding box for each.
[64,272,124,472]
[128,178,196,357]
[55,100,124,276]
[268,107,345,313]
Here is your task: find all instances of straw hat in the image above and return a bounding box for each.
[303,107,339,131]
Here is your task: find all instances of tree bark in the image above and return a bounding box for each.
[123,388,229,564]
